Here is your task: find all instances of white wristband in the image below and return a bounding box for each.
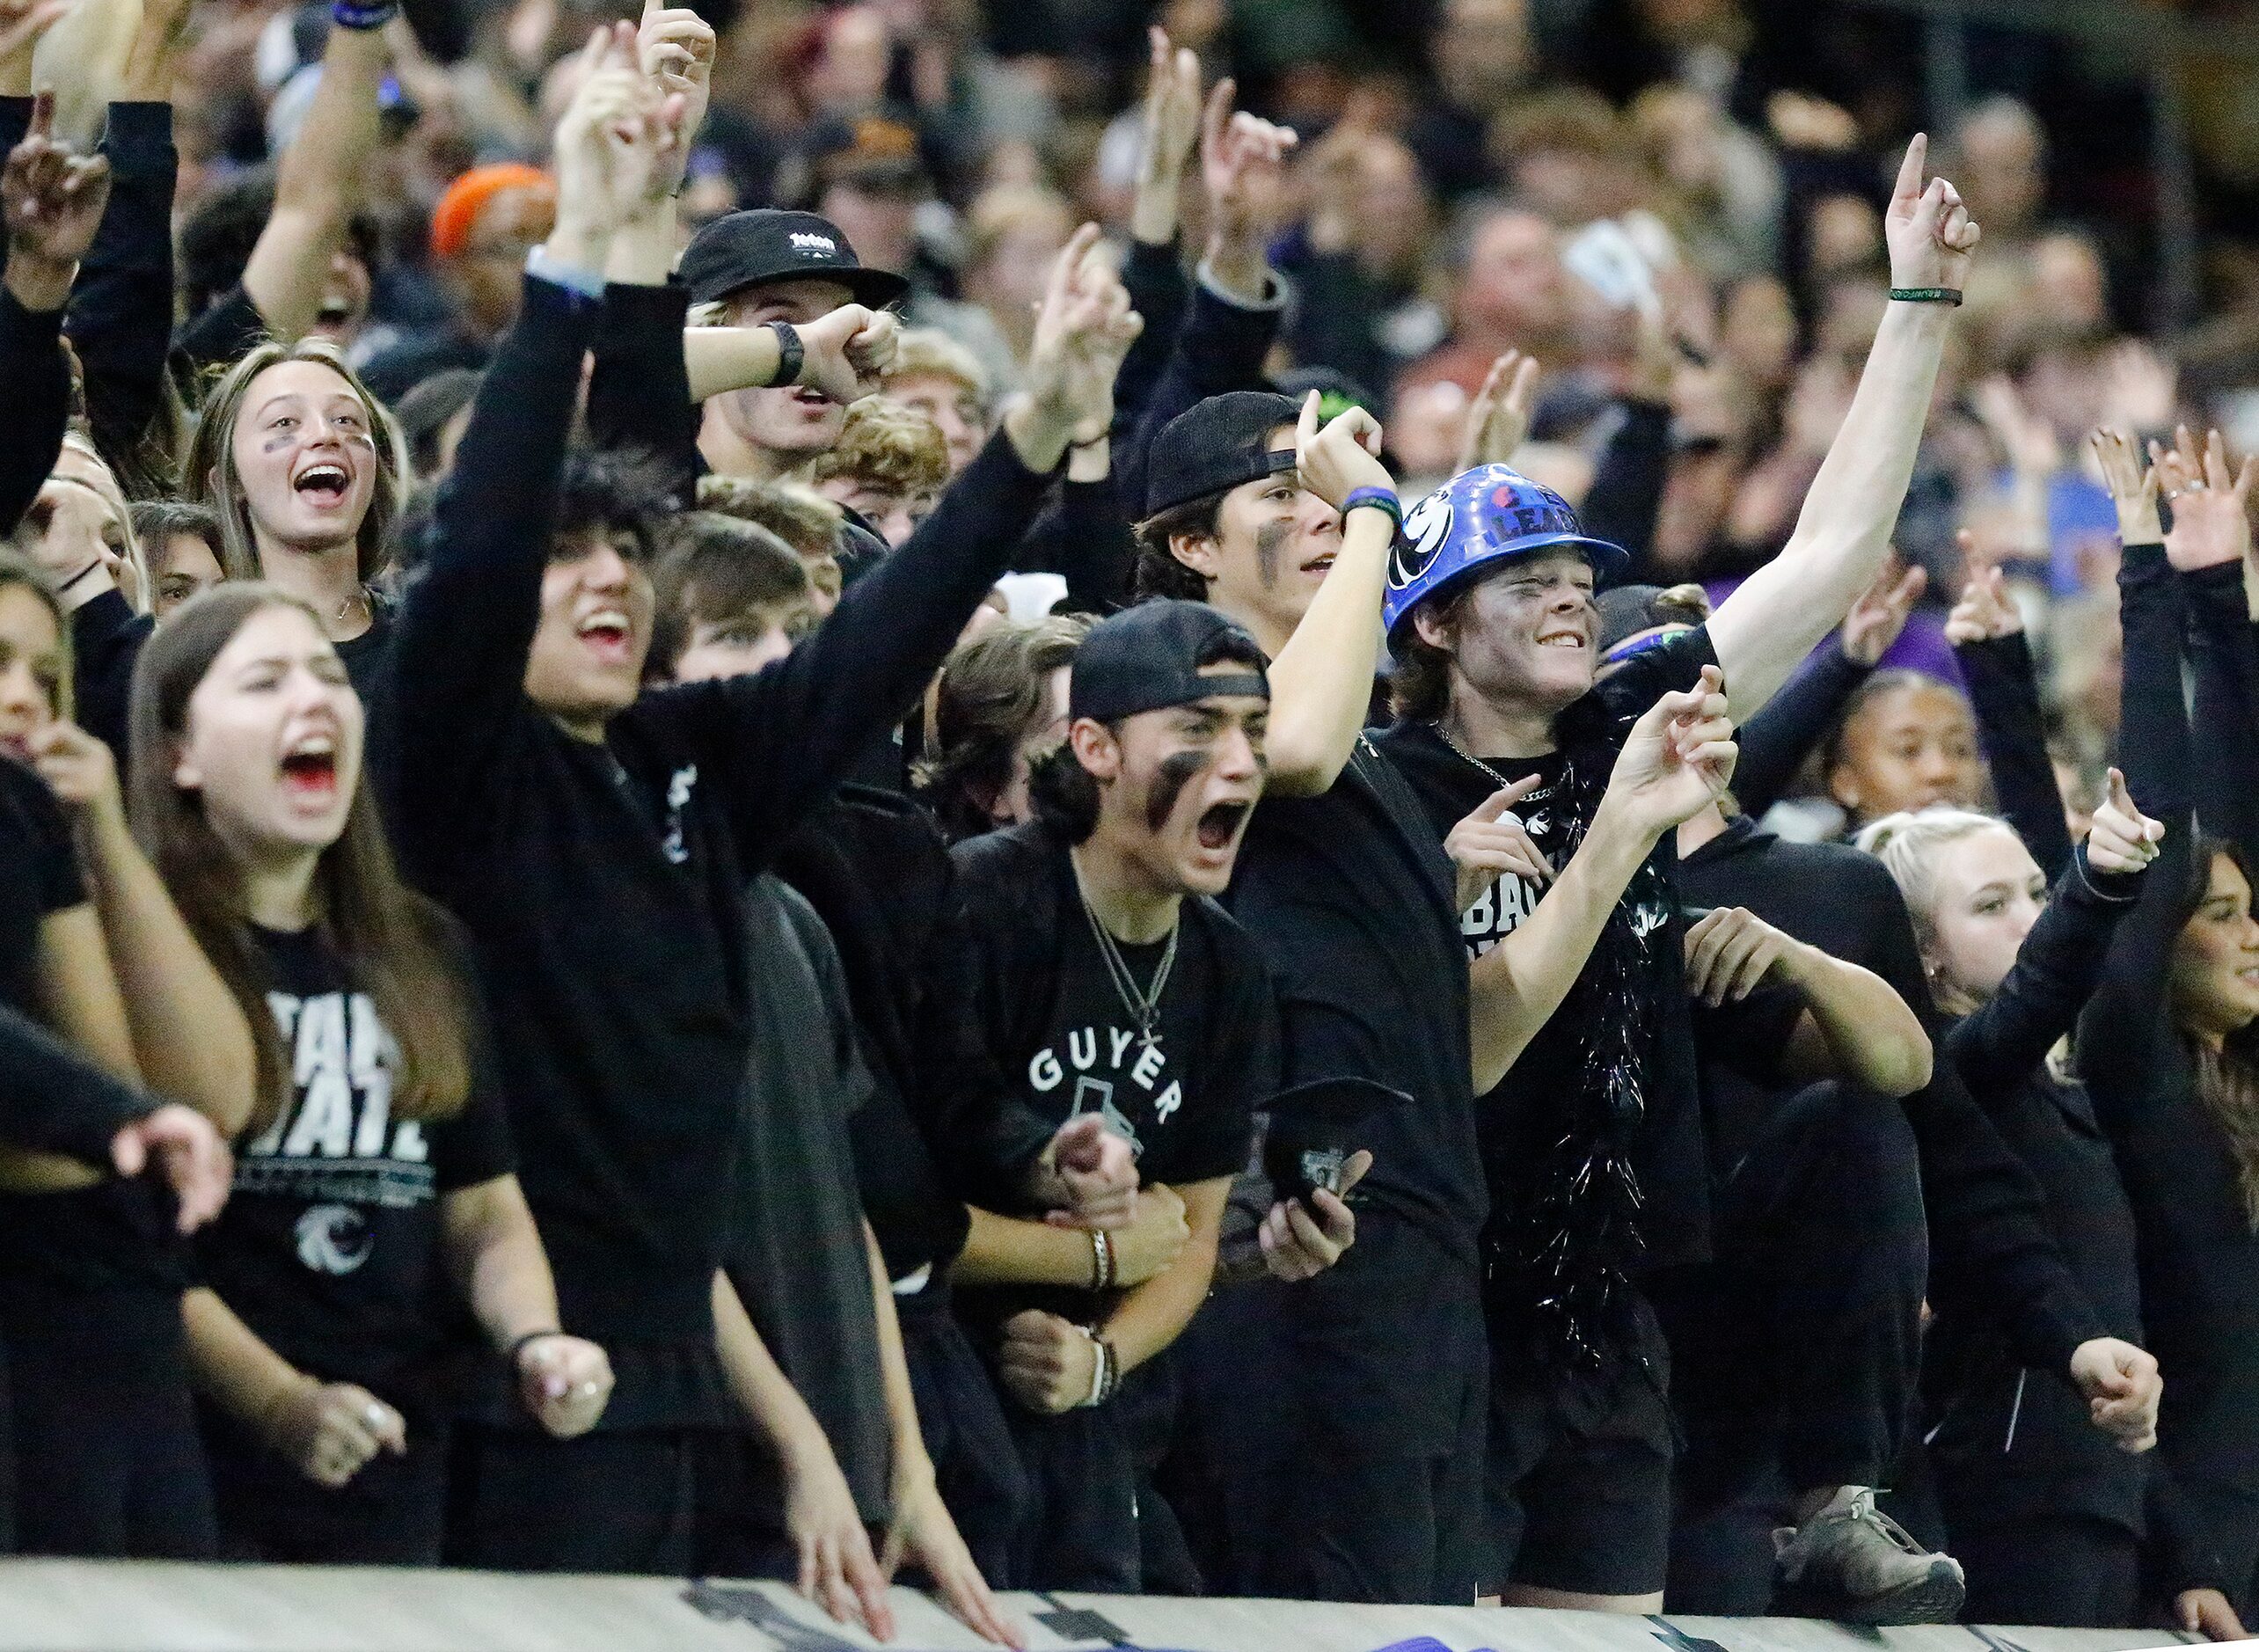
[1083,1327,1106,1408]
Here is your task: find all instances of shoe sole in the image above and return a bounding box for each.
[1778,1569,1967,1626]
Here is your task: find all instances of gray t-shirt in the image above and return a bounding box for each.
[728,874,891,1524]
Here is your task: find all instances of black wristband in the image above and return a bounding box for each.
[508,1329,563,1366]
[767,319,804,389]
[1888,287,1963,306]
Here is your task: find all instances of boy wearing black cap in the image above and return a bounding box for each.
[936,599,1281,1591]
[1369,136,1980,1613]
[677,207,910,483]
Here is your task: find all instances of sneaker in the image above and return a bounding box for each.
[1773,1487,1967,1625]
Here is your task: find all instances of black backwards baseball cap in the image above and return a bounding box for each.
[1143,391,1301,517]
[679,209,910,311]
[1070,600,1269,724]
[1594,582,1714,663]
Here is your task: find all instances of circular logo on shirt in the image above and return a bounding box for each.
[296,1204,373,1276]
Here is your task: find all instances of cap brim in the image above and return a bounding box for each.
[691,263,910,311]
[1385,532,1632,640]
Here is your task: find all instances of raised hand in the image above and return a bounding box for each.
[1258,1149,1369,1283]
[637,0,713,196]
[1027,1112,1138,1229]
[794,303,899,406]
[1292,388,1390,512]
[1842,556,1926,664]
[514,1332,614,1437]
[1198,75,1294,294]
[2067,1335,2160,1453]
[2103,339,2178,435]
[1445,775,1550,911]
[1010,223,1142,466]
[2,89,108,311]
[1883,133,1980,293]
[1605,664,1737,837]
[0,0,69,91]
[1131,25,1202,244]
[2088,427,2161,546]
[1943,563,2019,646]
[546,24,684,263]
[1456,350,1540,473]
[1971,373,2062,479]
[111,1103,231,1232]
[2084,766,2163,875]
[2150,424,2254,574]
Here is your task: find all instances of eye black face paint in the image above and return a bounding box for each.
[1145,749,1210,834]
[1254,518,1291,589]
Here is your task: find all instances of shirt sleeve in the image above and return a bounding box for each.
[1,755,86,915]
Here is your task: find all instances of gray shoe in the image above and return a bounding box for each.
[1773,1487,1967,1625]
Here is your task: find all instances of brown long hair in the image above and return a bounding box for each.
[2175,838,2259,1229]
[183,340,406,588]
[127,584,470,1136]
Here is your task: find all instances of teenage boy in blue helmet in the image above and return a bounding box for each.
[1369,135,1983,1618]
[1132,388,1745,1604]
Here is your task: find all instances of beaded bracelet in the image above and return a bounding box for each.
[1087,1226,1115,1290]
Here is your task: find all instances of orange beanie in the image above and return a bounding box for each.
[429,164,554,261]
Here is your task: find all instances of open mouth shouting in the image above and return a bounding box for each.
[1195,798,1252,852]
[292,459,355,510]
[279,730,341,802]
[576,607,635,668]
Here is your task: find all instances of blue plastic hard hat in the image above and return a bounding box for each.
[1381,464,1629,642]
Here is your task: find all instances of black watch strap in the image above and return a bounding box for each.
[767,319,805,389]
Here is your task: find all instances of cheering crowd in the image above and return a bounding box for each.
[1,0,2257,1643]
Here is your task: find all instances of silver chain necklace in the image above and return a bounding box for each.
[1076,884,1181,1056]
[1433,719,1523,793]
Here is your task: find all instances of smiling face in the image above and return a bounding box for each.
[0,581,62,761]
[1829,680,1983,826]
[172,603,362,866]
[524,527,656,738]
[711,279,859,471]
[1079,673,1269,898]
[1922,823,2046,1013]
[228,359,380,562]
[2172,852,2259,1045]
[1421,549,1597,719]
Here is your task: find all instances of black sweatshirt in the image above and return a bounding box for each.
[1679,817,2103,1375]
[2084,546,2259,1599]
[0,1001,150,1165]
[1730,639,1872,821]
[0,288,69,535]
[62,101,176,490]
[1928,847,2146,1530]
[1956,630,2073,881]
[1584,399,1672,579]
[381,272,1057,1354]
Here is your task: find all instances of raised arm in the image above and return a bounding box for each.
[0,91,104,532]
[657,226,1137,855]
[1947,550,2073,877]
[238,12,389,343]
[2154,424,2259,866]
[1707,135,1979,720]
[1466,669,1737,1093]
[1258,393,1394,796]
[383,30,647,864]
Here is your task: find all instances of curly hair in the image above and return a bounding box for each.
[807,398,949,499]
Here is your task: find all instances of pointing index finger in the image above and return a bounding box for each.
[1890,132,1928,209]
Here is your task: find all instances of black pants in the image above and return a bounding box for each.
[1948,1510,2139,1627]
[896,1285,1031,1589]
[1656,1081,1929,1613]
[0,1280,214,1559]
[208,1408,450,1566]
[446,1426,701,1575]
[1240,1218,1491,1605]
[1004,1397,1140,1592]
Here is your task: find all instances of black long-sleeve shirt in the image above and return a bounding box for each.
[1957,630,2073,881]
[0,1001,149,1166]
[1680,818,2104,1376]
[0,288,69,535]
[63,101,176,493]
[382,272,1056,1356]
[2082,545,2259,1601]
[1730,639,1871,821]
[1928,848,2146,1529]
[1116,264,1285,523]
[1584,399,1671,579]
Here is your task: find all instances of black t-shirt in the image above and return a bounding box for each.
[194,925,515,1402]
[945,822,1270,1330]
[0,753,82,1013]
[1372,627,1715,1358]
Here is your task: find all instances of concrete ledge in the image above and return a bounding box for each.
[0,1560,2211,1652]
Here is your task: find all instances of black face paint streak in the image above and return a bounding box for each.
[1254,518,1292,589]
[1146,749,1210,834]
